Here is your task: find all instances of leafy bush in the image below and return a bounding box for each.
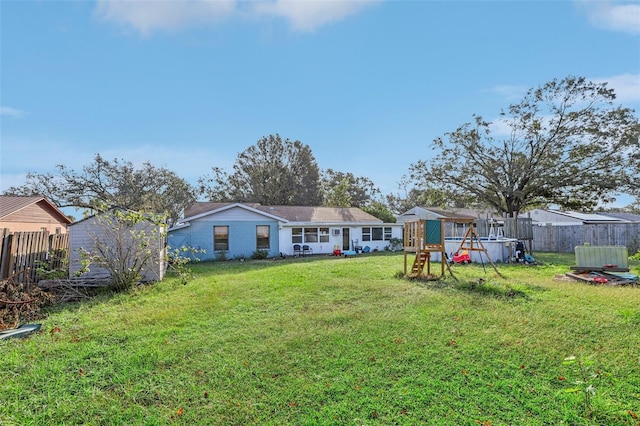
[166,245,205,285]
[76,209,166,292]
[251,250,269,260]
[388,238,403,251]
[34,249,69,280]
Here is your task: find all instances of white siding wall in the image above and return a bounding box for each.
[527,209,582,225]
[69,214,165,282]
[279,224,403,255]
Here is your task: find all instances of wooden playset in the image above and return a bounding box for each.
[403,218,502,278]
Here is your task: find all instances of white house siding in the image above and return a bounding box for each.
[527,209,583,226]
[170,203,404,259]
[69,214,165,282]
[279,224,403,256]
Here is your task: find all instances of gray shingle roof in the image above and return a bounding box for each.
[184,202,383,224]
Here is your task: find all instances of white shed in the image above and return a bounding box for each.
[69,209,166,283]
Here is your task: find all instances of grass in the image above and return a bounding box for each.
[1,252,639,425]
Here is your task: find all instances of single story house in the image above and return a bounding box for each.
[597,212,640,223]
[526,209,631,226]
[396,206,479,224]
[0,195,72,234]
[69,209,166,282]
[168,202,403,260]
[396,206,508,238]
[527,209,639,253]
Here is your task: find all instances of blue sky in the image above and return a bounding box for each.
[1,0,639,206]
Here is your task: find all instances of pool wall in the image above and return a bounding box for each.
[428,237,518,263]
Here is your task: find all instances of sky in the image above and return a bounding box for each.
[1,0,639,207]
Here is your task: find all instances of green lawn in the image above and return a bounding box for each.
[1,252,639,425]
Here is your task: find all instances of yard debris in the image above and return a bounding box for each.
[0,272,57,330]
[565,270,638,286]
[566,245,638,287]
[38,277,112,302]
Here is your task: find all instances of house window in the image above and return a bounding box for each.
[214,226,229,251]
[362,227,386,242]
[319,227,330,243]
[292,227,328,244]
[304,227,318,243]
[384,227,392,240]
[256,225,270,250]
[292,228,302,244]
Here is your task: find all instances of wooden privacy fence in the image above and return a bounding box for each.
[532,223,640,254]
[0,229,70,285]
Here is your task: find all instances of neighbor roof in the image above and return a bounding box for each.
[0,195,72,223]
[550,210,628,223]
[598,212,640,222]
[402,206,478,220]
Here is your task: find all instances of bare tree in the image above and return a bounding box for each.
[4,154,196,224]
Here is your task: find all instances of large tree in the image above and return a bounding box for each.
[321,169,380,208]
[3,154,196,224]
[385,177,478,215]
[624,122,640,210]
[320,169,396,221]
[199,134,322,205]
[409,76,640,217]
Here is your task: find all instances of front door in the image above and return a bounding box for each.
[342,228,350,251]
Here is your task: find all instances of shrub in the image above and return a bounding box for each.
[251,250,269,260]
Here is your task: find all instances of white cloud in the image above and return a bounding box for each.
[0,106,26,118]
[593,73,640,104]
[488,73,640,136]
[576,0,640,34]
[488,118,513,136]
[94,0,379,35]
[0,136,226,194]
[486,85,528,102]
[490,74,640,107]
[0,172,28,192]
[94,0,236,36]
[250,0,379,32]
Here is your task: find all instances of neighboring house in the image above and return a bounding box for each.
[168,202,403,260]
[68,209,166,282]
[396,206,507,238]
[396,206,478,224]
[526,209,631,226]
[527,209,639,253]
[0,195,71,233]
[598,212,640,223]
